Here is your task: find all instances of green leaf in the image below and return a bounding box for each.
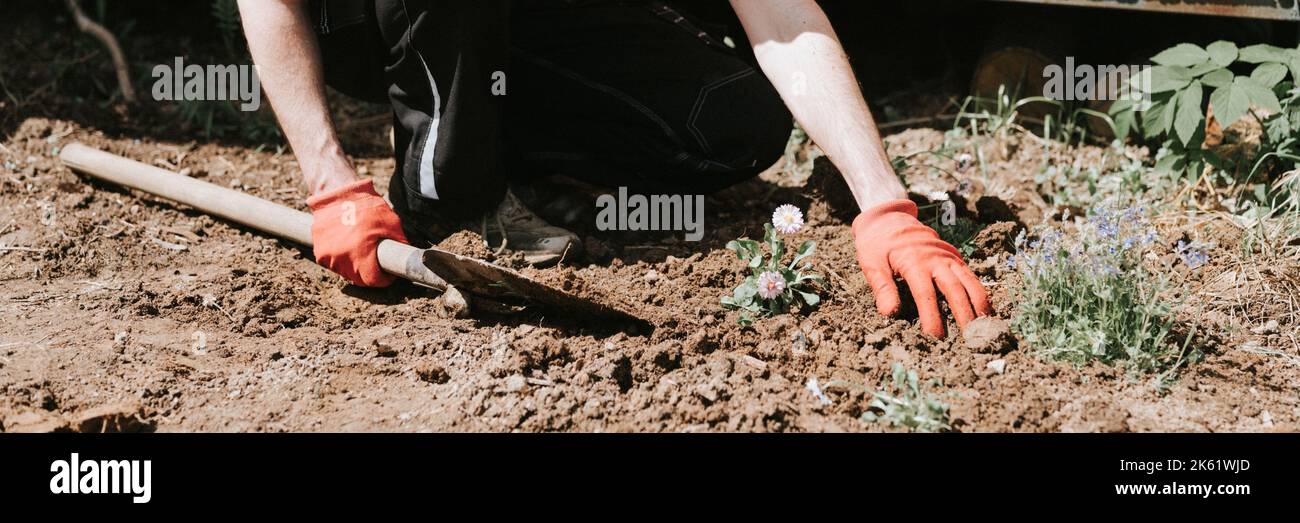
[790,240,816,269]
[1187,61,1222,77]
[1153,149,1186,175]
[1148,66,1192,93]
[1109,98,1136,138]
[725,239,760,262]
[1206,41,1238,67]
[1265,113,1291,143]
[1141,97,1172,139]
[1209,83,1250,127]
[1236,76,1282,113]
[732,278,758,304]
[1251,62,1288,88]
[1200,68,1233,88]
[796,290,821,307]
[1152,43,1209,67]
[1174,80,1204,145]
[1238,44,1291,64]
[1157,92,1178,136]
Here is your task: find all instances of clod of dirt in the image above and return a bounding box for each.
[68,403,153,433]
[976,195,1020,224]
[414,362,450,384]
[968,221,1020,260]
[3,403,152,433]
[436,230,494,260]
[434,286,471,319]
[684,330,718,354]
[963,317,1013,354]
[373,339,398,357]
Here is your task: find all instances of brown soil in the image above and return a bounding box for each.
[2,4,1297,433]
[4,115,1298,433]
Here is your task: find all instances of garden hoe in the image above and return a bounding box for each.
[60,142,646,327]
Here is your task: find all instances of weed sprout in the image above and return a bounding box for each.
[860,363,951,433]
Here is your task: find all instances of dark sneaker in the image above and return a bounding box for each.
[476,189,582,266]
[507,177,602,231]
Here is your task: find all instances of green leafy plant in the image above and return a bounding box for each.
[1009,206,1205,375]
[720,206,823,325]
[1111,41,1300,190]
[860,363,952,433]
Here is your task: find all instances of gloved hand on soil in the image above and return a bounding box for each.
[307,179,408,287]
[852,199,992,338]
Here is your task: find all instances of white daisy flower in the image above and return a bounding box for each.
[756,271,786,300]
[771,204,804,234]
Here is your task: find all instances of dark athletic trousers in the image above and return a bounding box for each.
[312,0,792,232]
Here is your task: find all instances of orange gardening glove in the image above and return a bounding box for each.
[852,199,992,338]
[306,179,408,287]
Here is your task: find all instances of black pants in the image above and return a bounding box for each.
[314,0,792,227]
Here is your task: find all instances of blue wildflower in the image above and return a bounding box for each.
[1176,241,1209,270]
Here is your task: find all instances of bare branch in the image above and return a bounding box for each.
[64,0,136,103]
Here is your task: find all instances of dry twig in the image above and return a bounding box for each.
[65,0,136,103]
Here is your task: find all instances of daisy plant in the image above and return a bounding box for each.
[721,205,824,325]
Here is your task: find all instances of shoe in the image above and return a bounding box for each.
[508,177,601,230]
[477,189,582,266]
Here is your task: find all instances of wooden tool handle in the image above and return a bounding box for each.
[59,142,447,291]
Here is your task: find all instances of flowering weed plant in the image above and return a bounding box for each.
[1009,206,1208,374]
[721,205,824,325]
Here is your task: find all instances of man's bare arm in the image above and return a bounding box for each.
[730,0,905,211]
[731,0,992,337]
[237,0,357,196]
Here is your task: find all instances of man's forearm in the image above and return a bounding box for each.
[732,0,906,211]
[237,0,357,196]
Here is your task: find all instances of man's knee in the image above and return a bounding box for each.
[687,69,792,174]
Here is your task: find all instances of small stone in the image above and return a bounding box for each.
[987,358,1007,375]
[963,317,1013,354]
[1252,320,1280,335]
[112,331,129,353]
[503,374,527,393]
[695,382,720,403]
[644,270,661,283]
